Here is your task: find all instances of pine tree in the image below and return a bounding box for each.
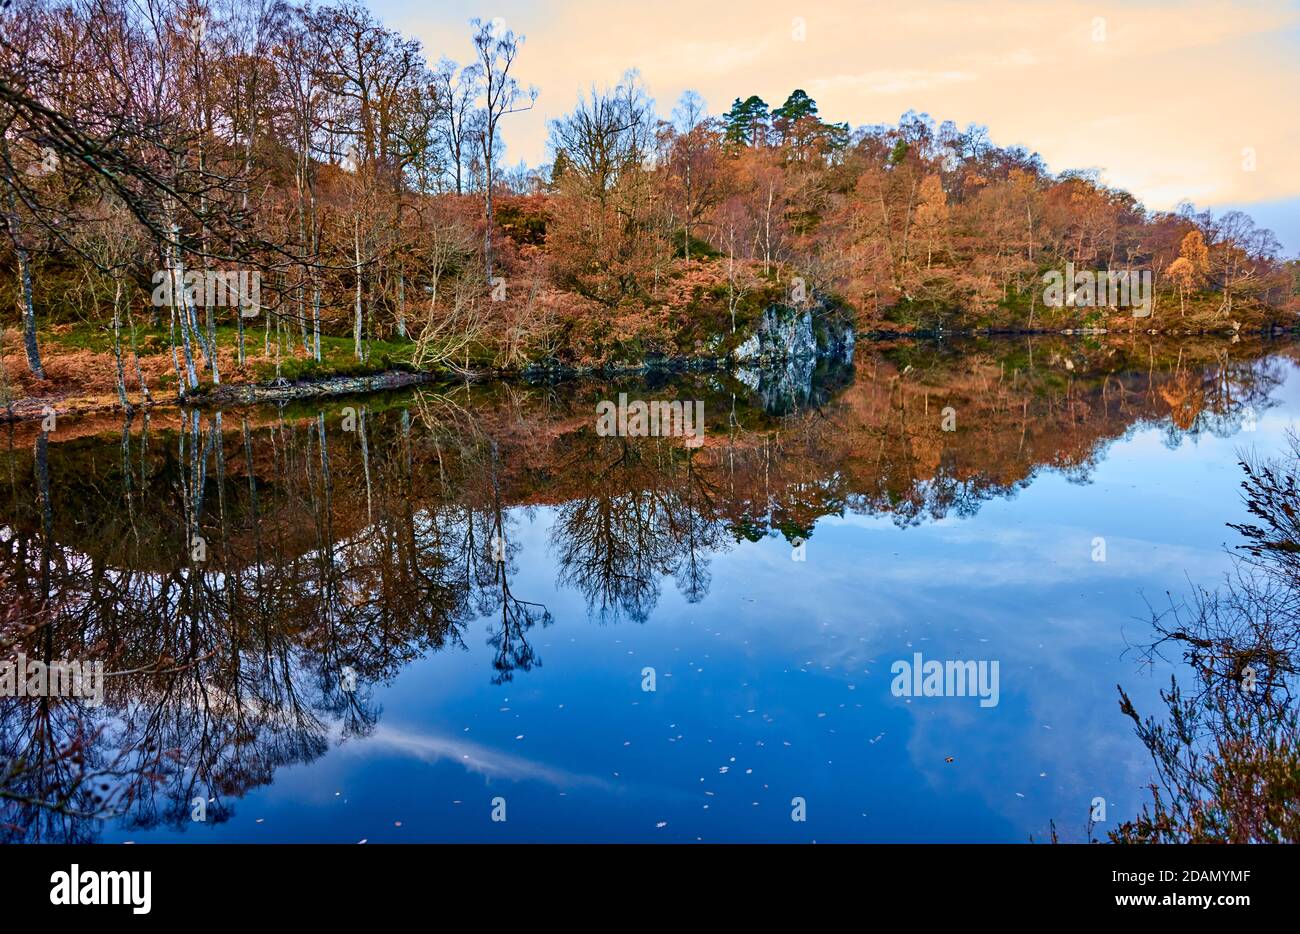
[771,89,818,125]
[723,95,769,146]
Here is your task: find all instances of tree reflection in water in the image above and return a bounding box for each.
[0,336,1289,841]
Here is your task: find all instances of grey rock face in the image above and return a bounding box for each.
[731,304,818,364]
[731,301,856,413]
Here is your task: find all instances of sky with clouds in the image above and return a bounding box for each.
[369,0,1300,254]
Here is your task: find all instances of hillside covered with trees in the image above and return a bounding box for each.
[2,0,1297,415]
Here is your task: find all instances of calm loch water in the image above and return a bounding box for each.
[2,337,1295,842]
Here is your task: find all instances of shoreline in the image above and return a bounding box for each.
[4,323,1295,424]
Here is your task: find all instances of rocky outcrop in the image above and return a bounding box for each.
[731,300,855,413]
[730,300,855,366]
